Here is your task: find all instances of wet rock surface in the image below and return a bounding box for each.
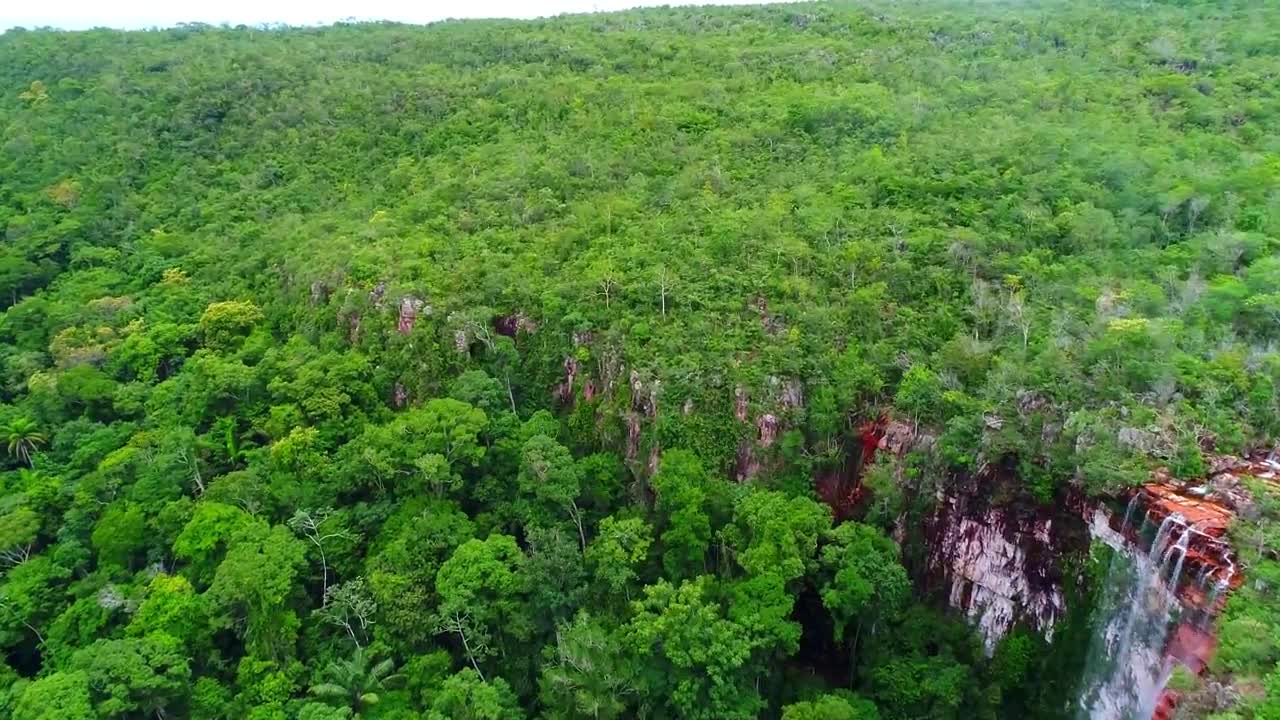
[926,484,1078,652]
[1105,453,1280,719]
[844,416,1265,718]
[1079,451,1280,719]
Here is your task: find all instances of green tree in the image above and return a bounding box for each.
[68,633,191,718]
[523,525,587,632]
[782,692,881,720]
[725,488,830,583]
[0,554,70,648]
[650,450,711,580]
[519,434,586,546]
[127,574,211,652]
[308,646,403,717]
[2,418,46,468]
[434,534,528,677]
[623,577,761,720]
[17,80,50,106]
[207,523,308,659]
[818,522,909,645]
[198,300,264,350]
[173,502,255,587]
[341,399,487,498]
[90,502,146,570]
[297,703,353,720]
[585,515,653,604]
[365,500,474,652]
[230,655,302,720]
[893,366,943,424]
[448,370,509,415]
[0,505,39,566]
[864,608,985,720]
[425,669,525,720]
[12,671,95,720]
[539,613,632,720]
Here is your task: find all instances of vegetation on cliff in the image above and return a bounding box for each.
[0,0,1278,717]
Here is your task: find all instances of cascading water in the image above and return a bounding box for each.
[1121,494,1141,537]
[1074,461,1250,719]
[1076,510,1190,720]
[1162,525,1191,588]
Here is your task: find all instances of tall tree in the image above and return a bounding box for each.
[425,669,525,720]
[434,534,529,678]
[539,613,633,720]
[622,577,761,720]
[518,435,587,547]
[2,418,46,468]
[650,450,712,580]
[308,646,403,717]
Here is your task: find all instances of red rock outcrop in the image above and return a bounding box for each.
[814,418,882,521]
[397,296,426,334]
[837,413,1268,680]
[733,376,805,482]
[1126,483,1240,597]
[1114,452,1280,719]
[493,312,537,337]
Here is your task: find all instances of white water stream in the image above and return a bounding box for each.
[1076,501,1196,720]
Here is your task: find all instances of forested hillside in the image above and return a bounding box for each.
[1,1,1278,718]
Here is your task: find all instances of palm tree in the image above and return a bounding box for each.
[2,418,46,468]
[309,647,404,717]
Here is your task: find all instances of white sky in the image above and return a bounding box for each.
[1,0,783,31]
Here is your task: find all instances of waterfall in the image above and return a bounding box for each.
[1150,514,1180,561]
[1121,494,1141,535]
[1135,510,1152,542]
[1200,580,1226,625]
[1164,528,1191,588]
[1076,508,1187,720]
[1194,564,1211,587]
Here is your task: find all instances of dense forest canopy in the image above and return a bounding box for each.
[0,0,1278,718]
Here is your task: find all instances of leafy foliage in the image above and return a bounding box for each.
[308,646,403,717]
[1,0,1278,717]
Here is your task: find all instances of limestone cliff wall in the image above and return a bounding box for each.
[916,471,1090,653]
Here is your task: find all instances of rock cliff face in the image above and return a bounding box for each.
[863,415,1264,681]
[733,377,804,482]
[1096,454,1275,720]
[847,418,1088,652]
[917,471,1090,653]
[925,485,1082,652]
[905,443,1267,719]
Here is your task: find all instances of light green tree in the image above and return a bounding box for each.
[2,418,46,468]
[308,646,403,717]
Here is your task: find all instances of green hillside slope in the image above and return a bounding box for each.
[0,1,1278,718]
